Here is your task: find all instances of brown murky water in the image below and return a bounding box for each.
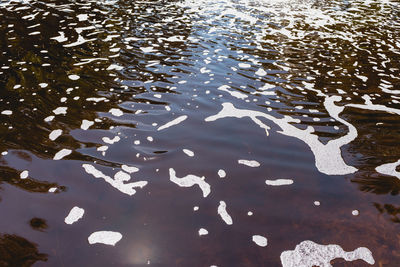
[0,0,399,266]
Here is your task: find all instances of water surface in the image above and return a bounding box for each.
[0,0,400,266]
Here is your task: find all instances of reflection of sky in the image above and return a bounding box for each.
[124,240,155,265]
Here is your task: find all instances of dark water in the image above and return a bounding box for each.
[0,0,399,266]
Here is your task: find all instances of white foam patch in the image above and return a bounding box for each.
[260,83,275,91]
[102,136,120,144]
[68,74,80,80]
[253,90,276,96]
[199,228,208,236]
[64,206,85,225]
[238,159,260,167]
[218,85,247,100]
[217,201,233,225]
[238,63,251,68]
[106,64,124,71]
[162,35,185,42]
[121,165,139,174]
[381,87,400,95]
[153,94,161,99]
[218,169,226,178]
[347,95,400,115]
[200,67,210,73]
[53,149,72,160]
[1,110,12,115]
[157,115,188,131]
[265,179,293,186]
[97,146,108,152]
[375,159,400,179]
[206,101,358,175]
[114,171,131,182]
[255,68,267,76]
[280,240,375,267]
[169,168,210,197]
[86,97,107,102]
[53,107,68,115]
[63,35,96,48]
[82,164,147,196]
[252,235,268,247]
[77,14,88,21]
[48,187,57,193]
[109,108,123,117]
[88,231,122,246]
[183,149,194,157]
[44,115,54,122]
[49,129,62,141]
[20,170,29,179]
[81,120,94,130]
[140,47,155,53]
[51,31,68,43]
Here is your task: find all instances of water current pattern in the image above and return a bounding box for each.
[0,0,399,266]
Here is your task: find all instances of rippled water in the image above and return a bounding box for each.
[0,0,400,265]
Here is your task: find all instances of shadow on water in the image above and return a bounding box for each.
[0,233,47,266]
